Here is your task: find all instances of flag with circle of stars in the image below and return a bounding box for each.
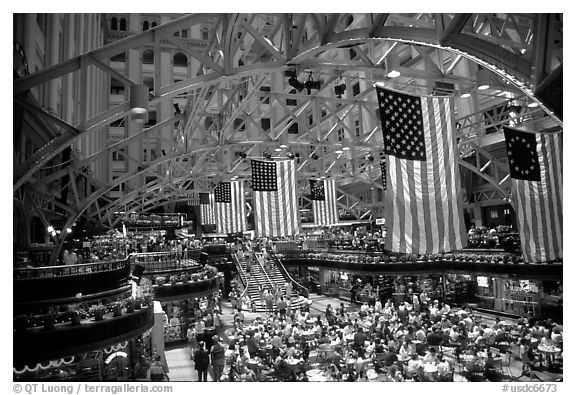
[214,182,232,203]
[504,128,541,181]
[376,87,427,161]
[251,160,278,191]
[310,179,325,200]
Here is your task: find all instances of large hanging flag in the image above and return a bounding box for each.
[252,159,300,237]
[310,179,339,225]
[214,181,246,233]
[376,86,467,254]
[504,127,562,262]
[199,192,216,225]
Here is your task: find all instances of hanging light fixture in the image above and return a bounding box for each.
[385,55,401,78]
[476,68,493,91]
[129,84,149,122]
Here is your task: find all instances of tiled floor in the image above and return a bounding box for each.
[165,295,562,382]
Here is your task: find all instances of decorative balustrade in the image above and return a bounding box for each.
[278,250,562,281]
[14,259,131,307]
[131,249,202,273]
[13,305,154,367]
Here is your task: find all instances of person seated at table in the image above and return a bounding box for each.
[474,329,487,347]
[386,365,404,382]
[374,338,386,354]
[437,356,452,381]
[326,363,341,381]
[491,317,502,330]
[551,327,563,347]
[415,325,427,344]
[312,320,323,336]
[423,347,439,364]
[233,317,244,332]
[448,325,460,343]
[286,337,297,357]
[426,326,444,350]
[462,348,481,373]
[406,353,424,380]
[399,341,411,358]
[246,334,261,359]
[441,303,451,316]
[461,313,474,331]
[353,327,368,357]
[483,325,497,345]
[236,347,250,374]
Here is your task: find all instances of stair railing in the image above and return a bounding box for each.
[267,247,309,297]
[231,251,247,287]
[252,251,275,292]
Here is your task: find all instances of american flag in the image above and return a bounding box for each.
[310,179,339,225]
[214,181,246,233]
[504,127,562,262]
[377,87,467,254]
[252,159,300,237]
[199,192,215,225]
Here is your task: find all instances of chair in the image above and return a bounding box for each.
[500,352,512,377]
[489,347,504,373]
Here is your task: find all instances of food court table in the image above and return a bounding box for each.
[306,369,328,382]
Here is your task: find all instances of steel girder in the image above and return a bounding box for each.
[14,13,562,247]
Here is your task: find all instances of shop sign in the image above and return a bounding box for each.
[105,351,128,364]
[308,266,319,272]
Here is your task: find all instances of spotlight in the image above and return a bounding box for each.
[288,76,305,92]
[263,152,273,160]
[476,68,493,91]
[287,152,295,159]
[506,101,522,117]
[334,83,346,97]
[239,152,248,159]
[366,154,374,162]
[311,153,319,160]
[304,77,323,95]
[385,55,401,78]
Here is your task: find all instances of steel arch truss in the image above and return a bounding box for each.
[14,13,562,245]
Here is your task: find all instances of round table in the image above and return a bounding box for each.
[537,345,561,355]
[306,369,328,382]
[397,354,411,363]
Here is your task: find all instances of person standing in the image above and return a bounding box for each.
[210,335,225,382]
[193,341,210,382]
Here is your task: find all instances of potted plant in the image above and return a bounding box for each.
[113,302,123,317]
[89,305,106,321]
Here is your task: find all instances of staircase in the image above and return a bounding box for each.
[232,250,303,313]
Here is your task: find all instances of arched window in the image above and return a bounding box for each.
[120,18,127,31]
[143,49,154,64]
[173,52,188,67]
[111,17,118,31]
[143,20,149,31]
[151,21,158,28]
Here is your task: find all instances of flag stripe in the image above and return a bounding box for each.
[312,180,339,225]
[200,193,216,225]
[509,131,562,262]
[382,91,466,254]
[253,160,300,237]
[215,181,246,233]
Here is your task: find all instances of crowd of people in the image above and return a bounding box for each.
[184,286,563,382]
